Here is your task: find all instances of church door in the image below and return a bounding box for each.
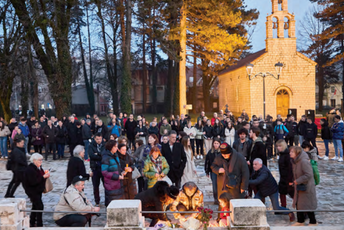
[276,89,289,117]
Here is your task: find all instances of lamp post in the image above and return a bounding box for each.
[246,62,284,119]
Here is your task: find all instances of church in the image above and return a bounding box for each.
[218,0,316,120]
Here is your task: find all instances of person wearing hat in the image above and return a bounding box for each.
[211,142,249,200]
[54,175,100,227]
[135,181,179,227]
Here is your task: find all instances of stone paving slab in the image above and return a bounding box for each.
[0,139,343,227]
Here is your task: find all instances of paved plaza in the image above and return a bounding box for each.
[0,139,343,227]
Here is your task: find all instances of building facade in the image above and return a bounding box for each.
[218,0,316,120]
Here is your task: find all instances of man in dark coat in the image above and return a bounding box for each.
[211,143,249,200]
[94,120,108,142]
[249,127,267,168]
[285,115,298,146]
[66,145,91,187]
[304,117,318,148]
[82,119,93,160]
[297,115,307,147]
[5,138,27,197]
[88,133,105,206]
[233,128,252,161]
[135,181,179,227]
[125,114,137,151]
[249,158,295,221]
[161,130,187,188]
[67,116,78,157]
[42,120,58,160]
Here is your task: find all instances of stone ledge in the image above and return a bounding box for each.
[271,227,344,230]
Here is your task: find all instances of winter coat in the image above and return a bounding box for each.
[292,151,317,210]
[125,120,138,140]
[23,163,46,201]
[107,124,121,138]
[88,139,105,171]
[305,148,318,162]
[278,148,294,196]
[94,124,108,141]
[53,184,96,221]
[250,137,267,166]
[233,139,252,161]
[135,126,148,137]
[0,126,11,137]
[18,123,30,137]
[321,120,332,140]
[82,124,93,140]
[211,149,249,199]
[8,122,18,134]
[304,122,318,140]
[143,156,170,189]
[331,121,344,140]
[212,125,224,138]
[42,125,57,144]
[55,126,68,145]
[148,126,159,136]
[203,125,213,139]
[204,149,221,175]
[184,126,196,139]
[67,122,78,145]
[101,150,124,206]
[118,152,137,199]
[134,181,170,222]
[66,156,90,187]
[249,165,278,197]
[10,147,27,172]
[31,126,44,146]
[285,121,298,137]
[297,120,307,136]
[274,124,289,140]
[194,125,204,140]
[224,127,235,146]
[170,187,203,219]
[161,142,187,183]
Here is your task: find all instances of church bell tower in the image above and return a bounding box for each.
[266,0,296,53]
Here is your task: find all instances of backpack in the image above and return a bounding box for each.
[310,159,320,185]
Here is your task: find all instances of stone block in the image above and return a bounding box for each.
[0,199,21,225]
[230,199,268,227]
[107,200,142,227]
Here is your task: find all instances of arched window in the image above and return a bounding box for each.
[273,17,278,38]
[278,0,282,11]
[284,17,290,38]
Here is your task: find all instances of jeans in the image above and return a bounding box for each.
[255,191,290,214]
[24,137,29,154]
[294,135,299,146]
[299,135,304,146]
[57,144,65,158]
[91,168,104,204]
[45,143,56,160]
[333,139,343,158]
[196,139,204,156]
[210,172,218,202]
[55,214,90,227]
[323,139,330,157]
[83,140,90,160]
[0,136,8,157]
[190,139,195,155]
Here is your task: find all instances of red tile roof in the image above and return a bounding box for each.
[219,49,266,75]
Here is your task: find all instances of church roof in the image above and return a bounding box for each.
[219,49,266,75]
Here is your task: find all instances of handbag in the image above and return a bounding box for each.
[296,184,307,191]
[43,178,53,193]
[132,167,141,180]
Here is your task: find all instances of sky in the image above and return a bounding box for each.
[245,0,316,52]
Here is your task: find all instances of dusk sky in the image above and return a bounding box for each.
[245,0,316,52]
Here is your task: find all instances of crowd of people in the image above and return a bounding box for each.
[4,108,340,227]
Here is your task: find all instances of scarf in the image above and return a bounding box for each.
[150,155,162,174]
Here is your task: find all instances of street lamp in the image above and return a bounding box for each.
[246,62,284,119]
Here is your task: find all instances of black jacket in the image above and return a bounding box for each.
[161,142,187,183]
[249,165,278,197]
[321,120,332,140]
[285,121,298,137]
[23,163,46,200]
[250,138,267,167]
[233,139,252,161]
[42,125,57,143]
[212,125,223,138]
[297,120,307,136]
[66,156,90,187]
[125,120,137,140]
[134,181,170,221]
[278,148,294,196]
[204,149,221,175]
[56,125,68,145]
[94,124,108,141]
[203,125,213,139]
[11,147,27,172]
[148,126,159,136]
[67,122,78,144]
[89,139,105,170]
[305,122,318,140]
[8,122,18,134]
[135,126,148,137]
[82,124,93,140]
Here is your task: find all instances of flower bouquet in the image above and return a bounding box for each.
[197,207,213,230]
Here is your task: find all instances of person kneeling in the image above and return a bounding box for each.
[249,158,295,222]
[54,175,100,227]
[170,182,204,222]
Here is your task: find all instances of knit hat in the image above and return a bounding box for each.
[220,143,232,155]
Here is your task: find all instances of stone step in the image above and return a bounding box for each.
[29,228,104,230]
[271,226,344,230]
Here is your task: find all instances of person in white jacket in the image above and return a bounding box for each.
[181,136,197,186]
[183,120,196,156]
[0,122,11,158]
[224,122,235,147]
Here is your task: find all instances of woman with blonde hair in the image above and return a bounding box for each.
[181,136,197,185]
[289,146,317,226]
[143,146,170,188]
[276,139,294,208]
